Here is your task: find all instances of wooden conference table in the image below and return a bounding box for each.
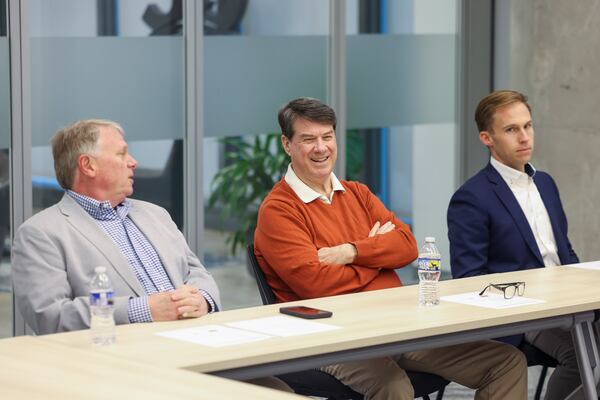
[0,336,305,399]
[38,263,600,399]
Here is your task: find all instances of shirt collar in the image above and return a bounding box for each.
[490,156,536,186]
[284,164,345,204]
[67,190,131,221]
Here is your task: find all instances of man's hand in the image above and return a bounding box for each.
[148,292,179,321]
[317,243,357,265]
[368,221,395,237]
[148,285,208,321]
[171,284,208,319]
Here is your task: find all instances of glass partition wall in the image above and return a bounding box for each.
[5,0,468,334]
[346,0,460,283]
[202,0,330,309]
[10,0,185,334]
[203,0,462,310]
[29,0,185,228]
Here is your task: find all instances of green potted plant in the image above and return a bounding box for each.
[208,133,289,255]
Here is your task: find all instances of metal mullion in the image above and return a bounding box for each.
[8,0,31,336]
[329,0,346,180]
[458,0,493,183]
[183,0,203,257]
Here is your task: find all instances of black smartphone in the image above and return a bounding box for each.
[279,306,333,319]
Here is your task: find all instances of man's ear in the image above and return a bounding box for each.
[77,154,97,178]
[281,135,291,157]
[479,131,493,148]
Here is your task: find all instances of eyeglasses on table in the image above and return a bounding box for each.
[479,281,526,299]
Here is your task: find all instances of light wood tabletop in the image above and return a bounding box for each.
[0,336,305,399]
[39,265,600,377]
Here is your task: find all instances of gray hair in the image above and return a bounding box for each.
[51,119,124,189]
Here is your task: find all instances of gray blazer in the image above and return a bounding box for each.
[12,194,221,335]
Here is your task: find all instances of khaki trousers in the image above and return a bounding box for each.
[320,340,527,400]
[525,328,580,400]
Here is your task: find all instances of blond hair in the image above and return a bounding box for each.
[475,90,531,132]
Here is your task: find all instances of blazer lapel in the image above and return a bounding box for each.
[485,165,545,265]
[128,202,184,288]
[58,195,145,295]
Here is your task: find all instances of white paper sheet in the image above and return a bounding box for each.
[565,261,600,270]
[227,316,341,337]
[155,325,271,347]
[441,292,545,309]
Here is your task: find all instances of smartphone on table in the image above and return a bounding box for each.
[279,305,333,319]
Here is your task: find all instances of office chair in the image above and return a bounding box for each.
[518,340,558,400]
[246,244,449,400]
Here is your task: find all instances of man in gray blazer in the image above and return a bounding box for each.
[12,119,294,394]
[12,119,221,335]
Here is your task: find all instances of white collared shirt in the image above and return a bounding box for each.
[490,157,560,267]
[284,164,345,205]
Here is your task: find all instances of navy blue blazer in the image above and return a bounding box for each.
[447,163,579,346]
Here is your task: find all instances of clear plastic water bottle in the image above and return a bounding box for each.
[89,266,116,345]
[418,237,441,306]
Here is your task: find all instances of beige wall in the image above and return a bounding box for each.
[497,0,600,262]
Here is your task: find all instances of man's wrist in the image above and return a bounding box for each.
[345,243,357,264]
[200,290,217,313]
[128,296,153,323]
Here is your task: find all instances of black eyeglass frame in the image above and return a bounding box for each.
[478,281,526,299]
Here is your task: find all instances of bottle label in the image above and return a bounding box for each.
[90,291,114,307]
[418,257,441,271]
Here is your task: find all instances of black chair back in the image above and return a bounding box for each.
[246,244,276,305]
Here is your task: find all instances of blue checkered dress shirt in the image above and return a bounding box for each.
[68,191,215,322]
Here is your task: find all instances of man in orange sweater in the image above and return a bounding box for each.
[255,97,527,400]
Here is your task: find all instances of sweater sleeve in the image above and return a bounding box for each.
[255,199,381,299]
[348,183,418,270]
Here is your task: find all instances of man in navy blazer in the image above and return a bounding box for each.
[447,90,580,400]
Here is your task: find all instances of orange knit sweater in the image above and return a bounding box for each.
[254,179,418,303]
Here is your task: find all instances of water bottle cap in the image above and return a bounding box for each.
[425,236,436,243]
[94,266,107,274]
